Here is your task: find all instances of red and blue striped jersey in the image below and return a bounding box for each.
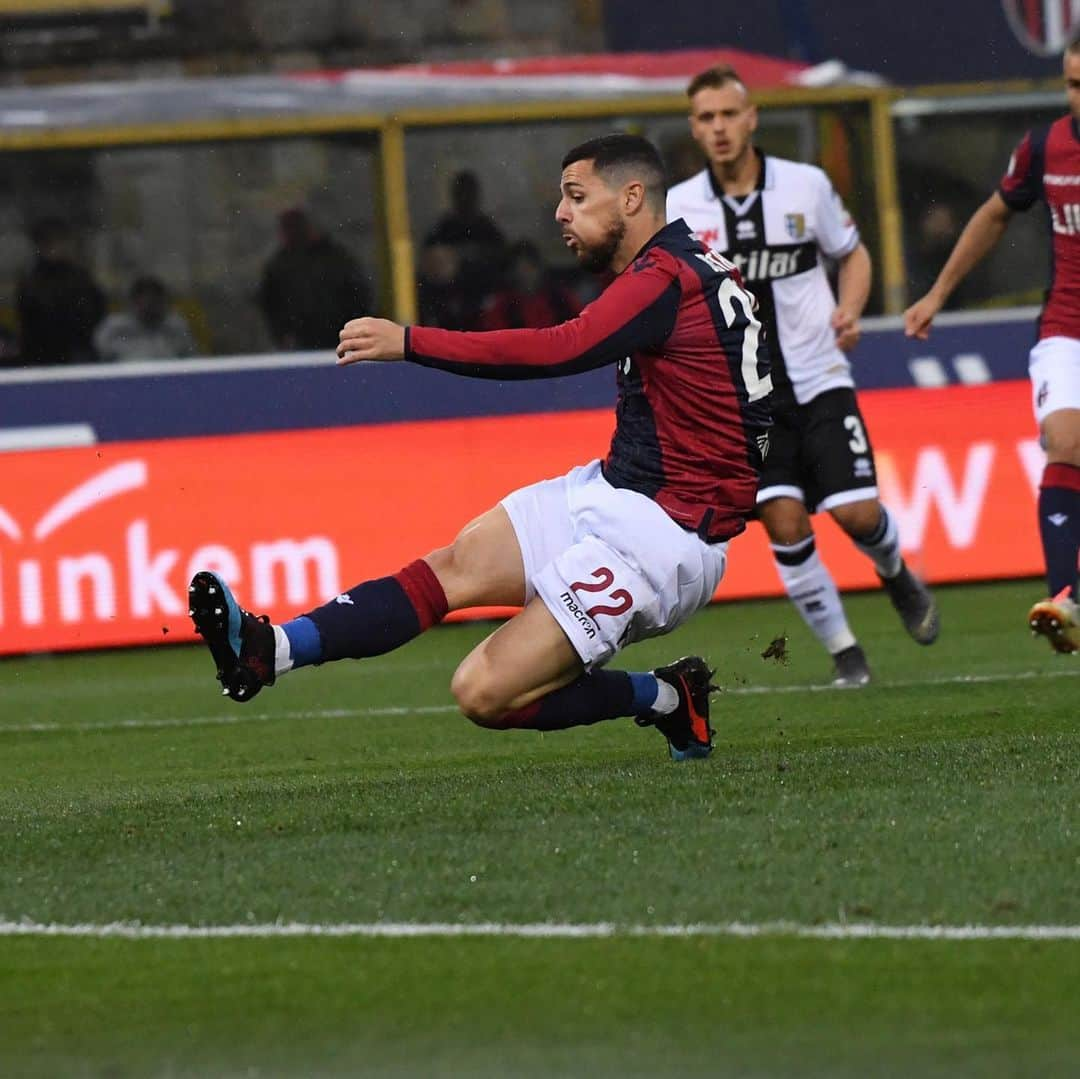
[999,115,1080,341]
[406,220,772,542]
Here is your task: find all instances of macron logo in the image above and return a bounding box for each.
[1047,513,1069,527]
[334,593,354,605]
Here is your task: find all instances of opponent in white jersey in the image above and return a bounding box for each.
[669,64,939,685]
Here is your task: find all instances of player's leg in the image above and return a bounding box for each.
[449,597,716,760]
[450,462,725,759]
[757,403,866,685]
[1025,339,1079,650]
[809,389,939,646]
[189,503,527,701]
[1036,408,1080,595]
[1027,337,1080,651]
[829,496,937,645]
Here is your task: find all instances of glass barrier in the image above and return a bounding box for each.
[0,132,381,364]
[21,84,1074,364]
[894,93,1063,310]
[403,98,884,331]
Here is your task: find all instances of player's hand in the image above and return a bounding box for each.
[336,318,406,365]
[903,294,942,340]
[831,308,861,352]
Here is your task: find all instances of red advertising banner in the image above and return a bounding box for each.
[0,380,1044,656]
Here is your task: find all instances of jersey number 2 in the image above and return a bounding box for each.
[701,262,773,405]
[570,567,633,618]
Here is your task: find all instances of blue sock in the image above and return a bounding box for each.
[628,671,660,712]
[282,616,323,669]
[1038,474,1080,599]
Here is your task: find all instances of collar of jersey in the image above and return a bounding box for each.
[627,219,693,268]
[705,148,770,205]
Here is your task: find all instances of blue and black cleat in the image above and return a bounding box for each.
[188,571,275,702]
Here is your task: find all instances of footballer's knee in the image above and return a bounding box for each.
[759,498,812,547]
[831,499,883,541]
[450,655,512,729]
[1042,413,1080,465]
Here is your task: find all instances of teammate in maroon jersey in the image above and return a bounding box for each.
[187,134,772,761]
[905,29,1080,653]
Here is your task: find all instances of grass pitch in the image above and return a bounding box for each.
[1,578,1078,1077]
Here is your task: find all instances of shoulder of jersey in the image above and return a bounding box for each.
[632,244,683,274]
[766,155,831,189]
[666,169,707,205]
[1050,115,1076,140]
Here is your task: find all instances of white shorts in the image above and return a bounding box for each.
[1029,336,1080,425]
[500,459,727,670]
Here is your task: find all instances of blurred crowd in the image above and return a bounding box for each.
[2,207,373,368]
[0,164,980,369]
[1,168,594,369]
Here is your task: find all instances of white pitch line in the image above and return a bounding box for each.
[2,919,1080,942]
[2,667,1076,737]
[1,704,455,735]
[722,665,1080,696]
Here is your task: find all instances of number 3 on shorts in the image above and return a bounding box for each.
[844,414,868,454]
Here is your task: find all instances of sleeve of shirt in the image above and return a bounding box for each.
[998,130,1044,212]
[814,170,861,260]
[406,249,683,380]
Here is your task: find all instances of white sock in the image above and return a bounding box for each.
[853,505,903,578]
[272,624,294,676]
[651,680,680,715]
[772,537,856,655]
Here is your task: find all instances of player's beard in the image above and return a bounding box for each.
[577,213,626,274]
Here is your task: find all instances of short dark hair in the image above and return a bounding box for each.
[561,133,667,212]
[1067,24,1080,54]
[686,64,746,99]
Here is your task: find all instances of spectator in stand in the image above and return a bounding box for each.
[479,239,583,330]
[423,170,506,328]
[0,324,19,368]
[94,275,197,362]
[16,217,106,365]
[259,208,372,351]
[417,242,472,330]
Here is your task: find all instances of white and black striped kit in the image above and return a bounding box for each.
[667,151,860,406]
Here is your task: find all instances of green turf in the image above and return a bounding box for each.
[0,578,1077,1076]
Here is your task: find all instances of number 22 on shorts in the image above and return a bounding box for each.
[569,567,634,618]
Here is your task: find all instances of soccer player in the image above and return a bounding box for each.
[188,134,772,761]
[668,65,939,687]
[904,32,1080,655]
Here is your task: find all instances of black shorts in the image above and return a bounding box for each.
[758,387,878,513]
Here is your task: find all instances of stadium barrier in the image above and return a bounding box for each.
[0,310,1044,656]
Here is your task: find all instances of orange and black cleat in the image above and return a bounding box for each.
[1028,587,1080,655]
[637,655,717,761]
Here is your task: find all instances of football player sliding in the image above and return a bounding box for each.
[189,133,772,761]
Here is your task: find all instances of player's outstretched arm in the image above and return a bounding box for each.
[337,318,406,365]
[903,193,1013,340]
[399,252,682,381]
